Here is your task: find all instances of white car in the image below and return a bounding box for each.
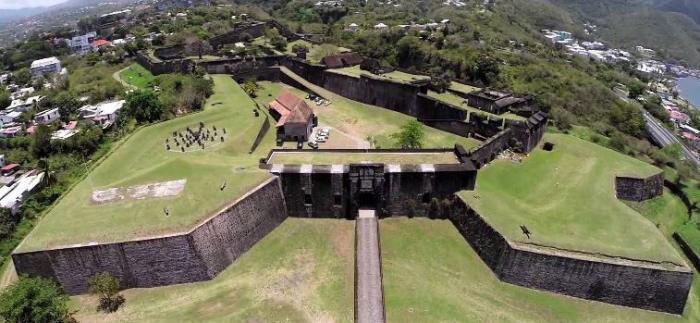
[316,135,327,143]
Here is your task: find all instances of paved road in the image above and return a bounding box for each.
[356,209,385,323]
[641,111,700,168]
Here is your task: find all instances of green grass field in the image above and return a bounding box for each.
[459,133,683,264]
[70,219,355,322]
[327,65,430,84]
[119,63,155,89]
[17,75,275,252]
[381,218,700,322]
[274,69,481,149]
[267,151,460,165]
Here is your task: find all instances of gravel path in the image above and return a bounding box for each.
[356,209,385,323]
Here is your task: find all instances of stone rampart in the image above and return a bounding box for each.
[615,173,664,202]
[467,129,513,168]
[449,198,692,314]
[12,178,287,294]
[271,160,476,219]
[135,51,194,75]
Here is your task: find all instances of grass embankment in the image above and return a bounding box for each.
[17,75,275,251]
[426,90,526,122]
[119,63,155,89]
[284,40,351,64]
[70,219,355,322]
[380,218,700,322]
[271,71,481,149]
[460,133,683,264]
[327,65,430,84]
[268,151,460,165]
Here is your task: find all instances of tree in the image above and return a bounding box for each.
[0,89,10,109]
[124,90,163,123]
[54,92,79,123]
[32,125,52,158]
[627,80,646,99]
[12,68,31,86]
[88,272,125,313]
[242,79,259,98]
[391,120,425,148]
[0,277,70,323]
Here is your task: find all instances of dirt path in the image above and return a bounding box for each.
[113,67,136,90]
[355,209,385,323]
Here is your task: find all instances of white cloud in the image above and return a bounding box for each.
[0,0,68,10]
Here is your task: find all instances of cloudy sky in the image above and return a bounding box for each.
[0,0,67,9]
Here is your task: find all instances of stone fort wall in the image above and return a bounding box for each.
[12,178,287,294]
[449,197,692,314]
[615,173,664,202]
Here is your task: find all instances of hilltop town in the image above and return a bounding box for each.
[0,0,700,322]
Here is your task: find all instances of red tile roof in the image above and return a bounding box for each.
[1,164,19,172]
[92,39,110,47]
[268,90,313,127]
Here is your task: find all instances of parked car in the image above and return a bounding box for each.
[308,141,319,149]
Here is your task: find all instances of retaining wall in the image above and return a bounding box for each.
[449,198,692,314]
[12,177,287,294]
[615,173,664,202]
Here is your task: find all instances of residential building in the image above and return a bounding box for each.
[0,111,22,124]
[79,100,125,128]
[91,39,111,50]
[11,87,35,100]
[34,108,60,124]
[0,170,44,214]
[30,57,62,76]
[68,32,97,55]
[268,91,315,141]
[0,126,23,138]
[636,45,656,58]
[51,129,79,140]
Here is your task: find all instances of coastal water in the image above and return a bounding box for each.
[676,77,700,108]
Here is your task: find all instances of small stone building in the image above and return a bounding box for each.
[268,91,315,141]
[321,52,364,68]
[467,89,528,115]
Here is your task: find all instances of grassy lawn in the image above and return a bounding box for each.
[327,65,430,84]
[119,63,154,89]
[427,90,526,122]
[380,218,700,322]
[267,151,461,165]
[17,75,276,252]
[70,219,355,322]
[459,133,684,264]
[285,40,351,63]
[448,81,479,95]
[273,70,481,149]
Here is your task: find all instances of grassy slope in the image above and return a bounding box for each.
[327,65,430,84]
[70,219,355,323]
[17,76,275,251]
[460,133,684,264]
[276,69,480,149]
[119,63,155,90]
[381,218,700,322]
[426,90,526,121]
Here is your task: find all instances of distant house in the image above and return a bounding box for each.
[466,89,529,115]
[0,111,22,124]
[68,32,97,55]
[0,164,19,176]
[51,129,79,140]
[374,22,388,30]
[79,100,125,128]
[268,91,316,142]
[30,57,62,77]
[34,108,60,125]
[0,170,44,214]
[8,95,43,112]
[11,87,35,100]
[321,52,364,68]
[0,126,22,138]
[91,39,111,50]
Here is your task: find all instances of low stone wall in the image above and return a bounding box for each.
[12,178,287,294]
[615,173,664,201]
[135,51,194,75]
[467,129,512,168]
[449,198,692,314]
[674,232,700,271]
